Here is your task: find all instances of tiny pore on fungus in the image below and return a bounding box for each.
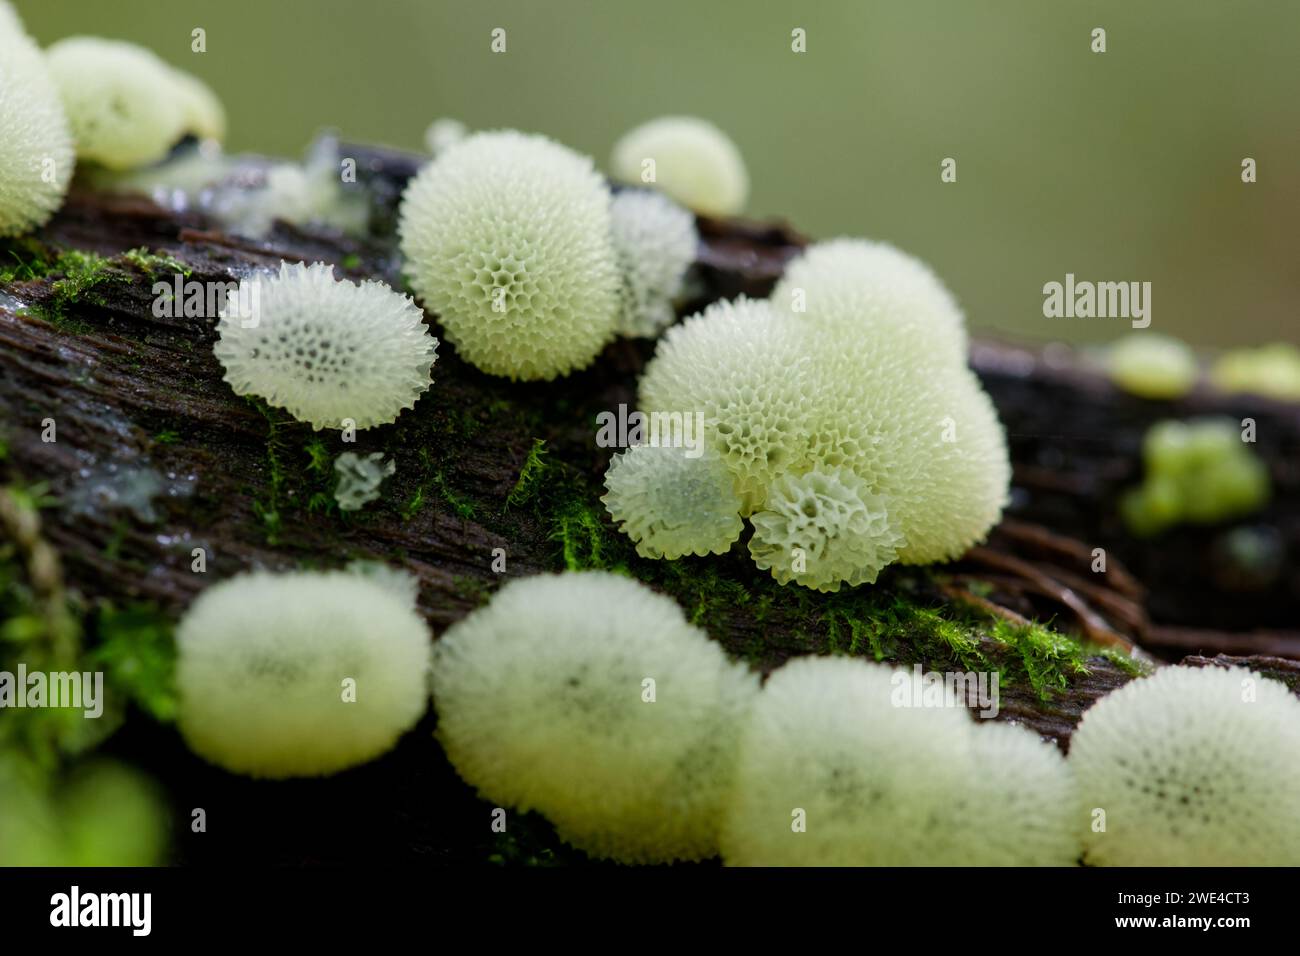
[214,261,438,430]
[175,568,431,779]
[0,10,73,237]
[610,116,749,217]
[1068,665,1300,866]
[430,571,759,863]
[1107,333,1199,400]
[398,130,621,381]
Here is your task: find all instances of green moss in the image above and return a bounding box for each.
[0,237,54,283]
[506,439,549,508]
[23,249,138,331]
[122,247,191,279]
[990,619,1091,699]
[303,439,331,477]
[152,429,181,445]
[87,604,176,722]
[433,469,476,519]
[246,400,339,541]
[452,575,493,607]
[486,811,590,867]
[1098,646,1152,679]
[399,485,426,522]
[659,561,749,633]
[550,499,624,572]
[48,251,115,306]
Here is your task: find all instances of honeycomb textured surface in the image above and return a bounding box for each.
[638,297,816,513]
[398,130,621,380]
[773,238,968,363]
[0,18,73,236]
[1069,665,1300,866]
[721,657,976,866]
[748,467,904,591]
[608,189,697,337]
[214,261,438,431]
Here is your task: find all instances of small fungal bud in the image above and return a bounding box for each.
[0,757,169,866]
[1107,333,1199,399]
[1120,418,1270,536]
[430,572,759,863]
[772,238,968,362]
[214,261,438,431]
[398,130,621,380]
[608,189,698,337]
[423,117,468,156]
[610,116,749,216]
[748,467,904,591]
[169,67,226,143]
[601,444,743,559]
[638,297,815,512]
[1068,665,1300,865]
[176,569,432,778]
[1209,342,1300,401]
[58,761,170,866]
[334,451,395,512]
[0,12,74,236]
[45,37,187,170]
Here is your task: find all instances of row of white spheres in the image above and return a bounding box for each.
[211,120,726,430]
[174,569,1300,866]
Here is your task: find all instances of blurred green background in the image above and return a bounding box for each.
[20,0,1298,347]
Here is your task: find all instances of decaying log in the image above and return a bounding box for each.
[1,142,1296,863]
